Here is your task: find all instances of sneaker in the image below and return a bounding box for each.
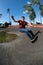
[35,30,41,36]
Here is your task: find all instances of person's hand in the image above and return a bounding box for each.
[11,16,14,20]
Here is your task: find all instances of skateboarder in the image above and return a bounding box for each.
[11,16,40,42]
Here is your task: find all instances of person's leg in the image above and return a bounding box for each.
[29,30,41,36]
[29,30,35,37]
[25,28,35,37]
[19,28,33,40]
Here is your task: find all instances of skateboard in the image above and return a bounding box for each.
[31,36,38,43]
[31,30,41,43]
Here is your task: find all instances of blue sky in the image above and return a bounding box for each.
[0,0,43,25]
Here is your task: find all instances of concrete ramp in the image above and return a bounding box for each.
[0,28,43,65]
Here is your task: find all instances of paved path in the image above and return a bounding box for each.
[0,28,43,65]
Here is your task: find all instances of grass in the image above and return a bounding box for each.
[0,31,18,43]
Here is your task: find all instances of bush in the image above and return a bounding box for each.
[4,22,9,28]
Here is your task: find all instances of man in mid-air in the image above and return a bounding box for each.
[11,16,40,42]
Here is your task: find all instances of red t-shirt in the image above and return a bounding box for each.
[18,20,28,28]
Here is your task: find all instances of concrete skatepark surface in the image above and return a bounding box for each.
[0,27,43,65]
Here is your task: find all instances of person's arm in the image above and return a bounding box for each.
[11,16,18,22]
[25,22,29,28]
[26,23,32,28]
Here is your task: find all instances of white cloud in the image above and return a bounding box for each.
[27,1,31,5]
[23,10,28,14]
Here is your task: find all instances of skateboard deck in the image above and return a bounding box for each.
[31,36,38,43]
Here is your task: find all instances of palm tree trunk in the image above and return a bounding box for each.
[9,12,11,25]
[38,4,42,24]
[40,14,42,24]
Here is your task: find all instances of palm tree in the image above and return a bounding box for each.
[0,14,2,18]
[31,0,40,4]
[23,3,36,24]
[0,14,2,27]
[23,4,34,13]
[29,11,36,24]
[39,5,43,23]
[31,0,42,24]
[7,8,11,25]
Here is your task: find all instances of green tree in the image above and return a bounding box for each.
[31,0,40,4]
[31,0,42,24]
[0,23,2,28]
[29,11,36,23]
[39,5,43,23]
[39,5,43,16]
[4,22,9,28]
[23,3,36,24]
